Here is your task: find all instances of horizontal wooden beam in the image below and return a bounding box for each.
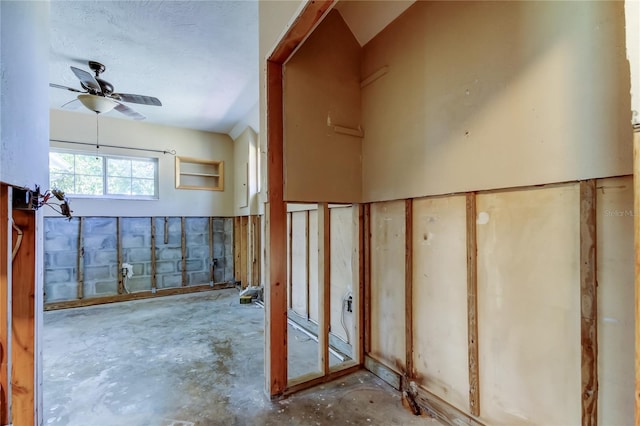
[43,282,235,311]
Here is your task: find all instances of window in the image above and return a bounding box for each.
[49,150,158,199]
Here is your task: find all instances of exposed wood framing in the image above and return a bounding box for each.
[580,180,598,426]
[357,205,365,364]
[164,217,169,245]
[234,217,241,282]
[151,217,157,292]
[305,210,310,319]
[266,0,335,398]
[288,212,293,308]
[363,203,371,355]
[240,216,248,287]
[181,217,187,287]
[466,192,480,416]
[256,216,262,285]
[0,185,9,425]
[44,282,235,311]
[251,216,261,286]
[116,218,123,294]
[208,217,213,284]
[317,203,331,374]
[266,58,288,397]
[77,217,84,300]
[284,364,361,396]
[405,199,413,378]
[11,209,36,426]
[635,130,640,426]
[412,385,484,426]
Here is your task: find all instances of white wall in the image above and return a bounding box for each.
[0,1,50,188]
[49,109,235,217]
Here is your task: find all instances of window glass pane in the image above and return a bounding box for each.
[132,160,155,179]
[75,154,103,176]
[131,179,155,196]
[76,175,103,195]
[108,177,132,195]
[49,153,74,174]
[107,158,132,178]
[50,173,74,193]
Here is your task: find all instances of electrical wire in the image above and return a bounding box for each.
[50,139,177,156]
[341,291,352,344]
[11,218,23,261]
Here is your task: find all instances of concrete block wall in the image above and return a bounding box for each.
[44,216,235,304]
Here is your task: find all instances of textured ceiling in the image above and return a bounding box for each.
[49,0,258,134]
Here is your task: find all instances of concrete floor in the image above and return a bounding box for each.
[44,289,441,426]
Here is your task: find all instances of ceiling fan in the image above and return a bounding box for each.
[50,61,162,120]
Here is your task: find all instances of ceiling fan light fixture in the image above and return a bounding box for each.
[78,94,117,114]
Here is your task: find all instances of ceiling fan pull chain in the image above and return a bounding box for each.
[95,112,100,158]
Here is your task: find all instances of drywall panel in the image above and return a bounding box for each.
[627,0,639,125]
[362,1,632,202]
[49,109,234,217]
[330,206,354,344]
[233,126,260,216]
[370,200,405,372]
[0,1,49,187]
[412,195,468,412]
[291,211,308,317]
[336,0,415,46]
[308,210,319,323]
[477,184,581,426]
[596,176,634,425]
[283,10,362,203]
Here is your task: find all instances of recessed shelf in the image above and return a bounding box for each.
[175,156,224,191]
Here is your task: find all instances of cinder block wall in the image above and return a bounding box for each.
[44,216,234,304]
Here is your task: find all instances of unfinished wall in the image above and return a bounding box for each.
[412,195,468,413]
[49,109,235,217]
[369,201,405,372]
[476,184,581,425]
[361,1,632,202]
[43,216,234,305]
[596,176,634,424]
[283,10,362,203]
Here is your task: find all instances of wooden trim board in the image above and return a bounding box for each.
[635,130,640,426]
[580,180,598,426]
[0,185,9,425]
[466,193,480,416]
[405,199,413,378]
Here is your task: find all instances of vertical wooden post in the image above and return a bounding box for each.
[288,212,293,308]
[116,218,123,294]
[234,217,241,283]
[405,199,413,377]
[266,59,287,397]
[181,217,187,287]
[0,185,9,425]
[305,210,310,320]
[255,215,262,286]
[580,179,598,426]
[364,203,371,355]
[11,209,36,426]
[151,217,157,292]
[317,203,330,374]
[240,216,248,288]
[77,217,84,300]
[635,129,640,426]
[355,204,365,364]
[208,217,214,285]
[466,192,480,416]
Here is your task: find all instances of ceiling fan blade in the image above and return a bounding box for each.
[60,98,81,110]
[112,93,162,106]
[70,66,101,93]
[50,83,84,93]
[114,102,146,120]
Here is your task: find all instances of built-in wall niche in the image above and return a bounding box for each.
[175,156,224,191]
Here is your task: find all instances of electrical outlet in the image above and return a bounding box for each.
[347,295,353,313]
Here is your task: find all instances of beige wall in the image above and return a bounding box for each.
[49,109,235,217]
[361,1,632,202]
[283,10,362,203]
[233,126,260,216]
[627,0,640,126]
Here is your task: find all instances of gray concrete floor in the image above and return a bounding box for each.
[44,289,441,426]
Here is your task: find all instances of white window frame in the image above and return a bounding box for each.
[49,148,159,200]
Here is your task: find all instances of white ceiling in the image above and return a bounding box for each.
[49,0,259,134]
